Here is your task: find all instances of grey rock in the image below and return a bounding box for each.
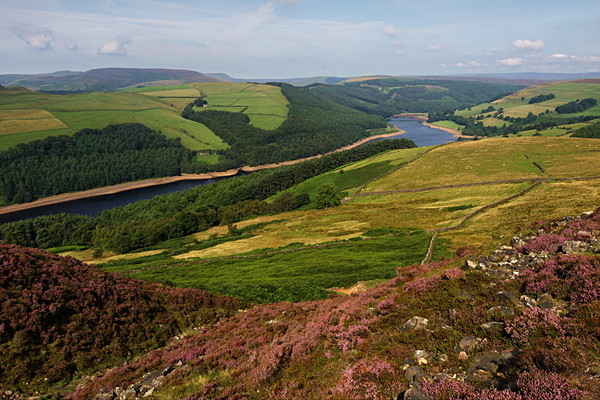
[401,316,429,332]
[488,305,515,316]
[94,392,116,400]
[520,295,537,308]
[562,240,590,254]
[401,386,432,400]
[480,321,506,330]
[536,293,555,310]
[511,236,527,248]
[459,335,481,352]
[465,259,478,269]
[497,290,523,307]
[405,366,430,383]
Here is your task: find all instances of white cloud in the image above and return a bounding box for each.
[512,39,544,50]
[65,42,78,51]
[98,36,132,55]
[10,24,54,49]
[550,53,569,59]
[424,43,441,51]
[383,24,397,37]
[498,57,523,66]
[455,60,482,68]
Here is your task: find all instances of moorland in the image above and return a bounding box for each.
[0,69,599,399]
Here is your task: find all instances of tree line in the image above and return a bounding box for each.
[0,123,193,204]
[0,139,416,253]
[182,83,387,169]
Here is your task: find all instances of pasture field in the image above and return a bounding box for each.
[430,120,464,131]
[88,136,600,302]
[129,82,290,130]
[270,146,429,204]
[0,81,290,150]
[457,81,600,119]
[362,136,600,191]
[0,87,227,151]
[192,82,289,130]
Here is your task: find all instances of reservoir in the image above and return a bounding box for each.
[0,117,457,223]
[383,117,458,147]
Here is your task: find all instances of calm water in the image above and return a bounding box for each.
[380,117,458,147]
[0,118,456,223]
[0,178,223,223]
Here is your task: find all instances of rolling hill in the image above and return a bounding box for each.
[1,134,598,398]
[429,79,600,137]
[1,68,221,92]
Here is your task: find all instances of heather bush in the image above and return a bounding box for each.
[332,357,402,400]
[516,370,583,400]
[505,307,575,346]
[523,255,599,303]
[0,244,240,394]
[522,233,566,253]
[421,377,522,400]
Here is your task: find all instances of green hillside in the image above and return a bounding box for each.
[306,78,525,117]
[31,136,598,304]
[0,86,227,151]
[429,80,600,137]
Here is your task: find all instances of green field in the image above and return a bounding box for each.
[0,87,227,151]
[100,228,442,303]
[0,82,290,150]
[457,81,600,119]
[67,136,600,303]
[127,82,290,130]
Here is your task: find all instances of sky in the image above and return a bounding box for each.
[1,0,599,78]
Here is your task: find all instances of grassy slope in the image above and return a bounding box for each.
[0,82,289,151]
[84,137,600,302]
[451,80,600,136]
[128,82,290,130]
[457,81,600,119]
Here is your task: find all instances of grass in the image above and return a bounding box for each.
[0,82,290,150]
[269,147,429,204]
[102,228,445,303]
[362,137,600,191]
[0,88,227,151]
[430,120,463,131]
[189,82,289,130]
[457,81,600,119]
[80,136,600,304]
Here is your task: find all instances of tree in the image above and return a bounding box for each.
[314,183,341,209]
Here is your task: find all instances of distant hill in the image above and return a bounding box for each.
[206,73,347,86]
[2,68,221,92]
[429,79,600,137]
[306,77,525,117]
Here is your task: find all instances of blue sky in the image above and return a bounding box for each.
[1,0,599,77]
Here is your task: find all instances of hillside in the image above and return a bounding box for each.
[429,80,600,137]
[1,68,220,92]
[0,85,227,151]
[0,134,599,398]
[63,210,600,399]
[306,78,525,117]
[0,243,242,397]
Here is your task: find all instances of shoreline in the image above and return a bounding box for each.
[0,130,405,216]
[390,112,473,139]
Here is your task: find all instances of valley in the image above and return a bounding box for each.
[0,70,599,399]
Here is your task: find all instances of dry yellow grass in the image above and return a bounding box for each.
[0,109,56,119]
[363,137,600,192]
[177,216,369,259]
[0,117,66,135]
[443,180,600,252]
[141,88,201,98]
